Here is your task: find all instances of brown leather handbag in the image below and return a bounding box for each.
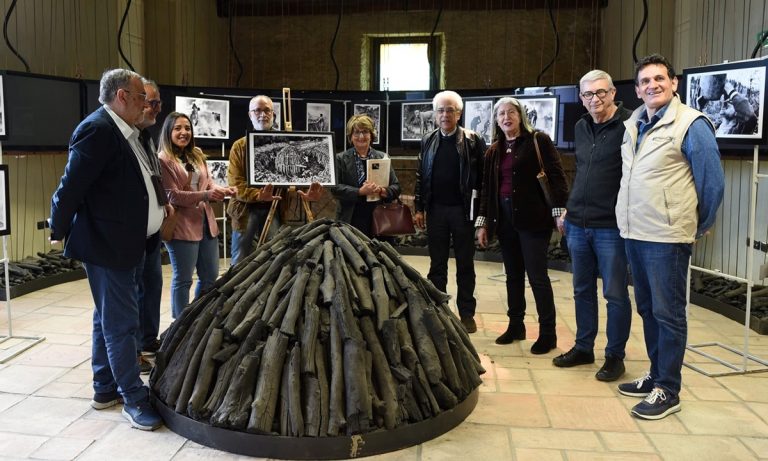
[160,206,178,241]
[532,132,555,209]
[371,200,416,236]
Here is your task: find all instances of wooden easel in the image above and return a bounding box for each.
[257,88,315,247]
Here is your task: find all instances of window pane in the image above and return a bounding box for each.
[379,43,430,91]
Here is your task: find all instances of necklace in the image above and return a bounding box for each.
[505,138,516,154]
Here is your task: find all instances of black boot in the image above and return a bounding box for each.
[531,334,557,354]
[495,323,526,345]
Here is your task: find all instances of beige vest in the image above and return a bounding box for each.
[616,96,708,243]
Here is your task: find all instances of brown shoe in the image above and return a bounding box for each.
[138,355,153,375]
[460,316,478,334]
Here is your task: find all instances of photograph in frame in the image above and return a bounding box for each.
[0,75,5,137]
[463,99,493,144]
[516,95,559,142]
[683,58,766,142]
[353,103,381,144]
[401,101,434,141]
[306,103,330,132]
[206,159,229,188]
[175,96,230,140]
[272,102,282,131]
[0,165,9,235]
[247,131,336,186]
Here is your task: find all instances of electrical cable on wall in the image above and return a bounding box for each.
[536,0,560,86]
[3,0,30,72]
[750,30,768,59]
[228,1,243,87]
[428,2,443,89]
[631,0,648,64]
[330,0,344,90]
[117,0,134,71]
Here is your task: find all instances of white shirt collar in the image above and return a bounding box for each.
[103,104,139,141]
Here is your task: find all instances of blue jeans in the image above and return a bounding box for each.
[84,261,148,405]
[625,239,692,396]
[136,243,162,351]
[565,222,632,358]
[165,229,219,319]
[230,206,279,265]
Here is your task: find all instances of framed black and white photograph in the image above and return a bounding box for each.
[517,95,559,142]
[683,58,766,143]
[306,103,330,132]
[464,99,493,144]
[401,101,434,141]
[0,75,5,137]
[247,131,336,186]
[354,103,381,144]
[272,102,282,131]
[175,96,230,140]
[206,159,229,188]
[0,165,9,236]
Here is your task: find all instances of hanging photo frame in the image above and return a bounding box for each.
[306,103,331,132]
[353,103,382,144]
[175,96,230,140]
[401,101,435,142]
[463,99,493,144]
[0,165,9,236]
[0,75,5,137]
[514,95,559,143]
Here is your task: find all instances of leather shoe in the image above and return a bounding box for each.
[595,355,625,382]
[460,316,477,334]
[530,334,557,354]
[553,347,595,368]
[495,323,526,345]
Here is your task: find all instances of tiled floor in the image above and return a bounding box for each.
[0,256,766,461]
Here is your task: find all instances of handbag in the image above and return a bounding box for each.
[371,199,416,236]
[160,206,178,242]
[532,132,555,209]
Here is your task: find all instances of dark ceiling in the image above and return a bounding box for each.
[216,0,609,17]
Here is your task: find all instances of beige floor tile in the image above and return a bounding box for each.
[29,436,93,460]
[76,424,185,461]
[509,427,602,451]
[514,447,564,461]
[739,436,768,459]
[685,385,739,401]
[0,396,89,436]
[717,375,768,403]
[58,418,119,439]
[421,422,511,460]
[0,432,48,459]
[9,344,90,368]
[497,380,537,394]
[466,393,550,427]
[598,431,655,453]
[0,364,66,394]
[678,401,768,437]
[650,434,756,461]
[749,402,768,424]
[171,445,265,460]
[543,395,638,432]
[34,381,85,399]
[531,369,615,397]
[566,451,660,461]
[0,393,25,413]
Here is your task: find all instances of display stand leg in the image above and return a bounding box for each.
[257,192,282,248]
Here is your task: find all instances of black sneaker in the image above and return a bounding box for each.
[618,372,654,397]
[631,387,681,420]
[139,355,153,375]
[122,399,163,431]
[595,355,625,382]
[91,390,123,410]
[142,339,161,355]
[460,317,477,334]
[552,347,595,367]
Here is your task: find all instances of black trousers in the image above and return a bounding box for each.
[426,203,476,318]
[497,197,556,334]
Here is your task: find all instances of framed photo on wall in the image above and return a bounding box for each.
[306,103,331,132]
[247,131,335,186]
[515,95,559,142]
[206,159,229,188]
[272,102,282,131]
[683,58,766,143]
[0,75,5,137]
[463,99,493,144]
[0,165,9,236]
[353,103,382,144]
[175,96,230,140]
[401,101,434,142]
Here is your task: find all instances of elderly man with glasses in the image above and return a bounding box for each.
[552,70,633,383]
[414,90,486,334]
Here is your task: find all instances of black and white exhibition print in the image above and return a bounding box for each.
[206,159,229,188]
[401,102,434,141]
[0,76,5,137]
[0,165,9,235]
[175,96,230,139]
[685,60,765,141]
[463,100,493,144]
[518,96,558,142]
[306,103,331,132]
[272,102,282,131]
[353,103,381,144]
[247,132,336,186]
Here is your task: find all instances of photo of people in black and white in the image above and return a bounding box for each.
[463,99,493,144]
[306,103,330,132]
[519,97,558,142]
[354,103,381,144]
[248,132,335,186]
[206,160,229,188]
[686,65,764,140]
[175,96,230,139]
[401,102,434,141]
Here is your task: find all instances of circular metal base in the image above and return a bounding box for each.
[154,389,479,459]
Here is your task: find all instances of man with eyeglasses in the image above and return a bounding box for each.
[50,68,164,430]
[414,90,486,334]
[552,70,633,383]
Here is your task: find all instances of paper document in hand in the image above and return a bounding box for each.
[366,157,390,202]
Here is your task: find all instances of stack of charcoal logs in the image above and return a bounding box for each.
[0,250,82,288]
[151,219,485,437]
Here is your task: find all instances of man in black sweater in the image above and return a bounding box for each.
[553,70,633,382]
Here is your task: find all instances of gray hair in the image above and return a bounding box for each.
[432,90,464,112]
[579,69,614,90]
[141,77,159,92]
[493,97,535,135]
[99,68,142,104]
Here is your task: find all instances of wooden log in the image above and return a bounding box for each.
[398,382,424,423]
[262,272,297,323]
[212,343,239,363]
[421,304,462,395]
[364,350,382,426]
[301,303,321,375]
[248,329,290,433]
[435,303,483,369]
[435,306,486,377]
[319,240,336,306]
[209,346,263,429]
[330,254,364,342]
[339,225,379,270]
[360,317,399,429]
[329,226,367,275]
[302,374,321,437]
[287,344,304,436]
[298,222,331,244]
[315,342,330,436]
[338,248,361,314]
[187,327,224,420]
[431,381,459,410]
[379,263,405,305]
[279,264,313,336]
[295,217,333,240]
[279,351,291,436]
[175,319,218,414]
[200,354,237,421]
[404,286,443,385]
[327,300,346,436]
[370,267,389,329]
[343,337,370,434]
[229,282,273,341]
[295,234,324,264]
[397,319,440,416]
[267,293,291,329]
[348,269,375,316]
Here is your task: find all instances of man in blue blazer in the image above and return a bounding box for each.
[50,69,165,431]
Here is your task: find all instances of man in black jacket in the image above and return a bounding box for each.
[414,90,485,333]
[552,70,632,382]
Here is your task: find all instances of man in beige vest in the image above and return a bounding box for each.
[615,54,724,420]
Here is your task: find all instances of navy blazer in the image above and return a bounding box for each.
[51,106,156,269]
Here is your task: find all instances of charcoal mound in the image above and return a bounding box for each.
[150,219,485,459]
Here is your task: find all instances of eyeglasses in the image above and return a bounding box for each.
[147,99,162,109]
[497,109,519,118]
[436,107,458,114]
[250,108,273,115]
[352,130,370,136]
[123,89,147,101]
[580,89,612,100]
